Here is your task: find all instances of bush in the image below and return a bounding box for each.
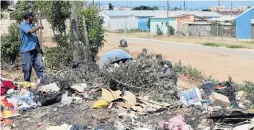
[237,81,254,106]
[1,23,21,65]
[44,45,73,69]
[79,7,105,61]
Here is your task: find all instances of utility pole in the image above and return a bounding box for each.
[167,0,170,36]
[71,1,82,61]
[184,0,185,11]
[82,1,90,61]
[231,0,233,17]
[218,0,220,12]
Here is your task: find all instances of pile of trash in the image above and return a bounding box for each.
[1,49,254,130]
[100,49,178,103]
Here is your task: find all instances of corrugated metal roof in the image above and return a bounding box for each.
[216,11,243,16]
[103,10,133,17]
[150,11,222,19]
[102,10,222,18]
[208,16,235,21]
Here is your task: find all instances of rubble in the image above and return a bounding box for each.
[1,49,254,130]
[100,49,178,103]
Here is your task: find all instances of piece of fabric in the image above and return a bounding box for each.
[21,50,44,82]
[19,20,40,53]
[1,80,15,96]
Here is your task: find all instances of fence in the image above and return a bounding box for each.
[177,23,235,39]
[112,22,236,40]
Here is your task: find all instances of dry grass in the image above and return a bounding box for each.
[112,32,254,49]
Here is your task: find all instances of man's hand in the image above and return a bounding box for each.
[37,25,44,29]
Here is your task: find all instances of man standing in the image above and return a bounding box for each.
[19,12,44,83]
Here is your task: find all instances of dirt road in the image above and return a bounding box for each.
[99,34,254,83]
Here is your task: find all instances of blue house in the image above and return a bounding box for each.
[131,11,168,31]
[150,16,177,35]
[137,16,153,31]
[235,7,254,39]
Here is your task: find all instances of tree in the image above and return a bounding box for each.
[1,23,21,65]
[202,9,211,11]
[153,6,159,10]
[132,5,155,10]
[109,3,113,10]
[210,21,223,37]
[172,7,180,11]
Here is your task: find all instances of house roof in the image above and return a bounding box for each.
[102,10,222,18]
[103,10,133,17]
[208,16,235,22]
[235,7,254,20]
[216,11,243,16]
[150,11,222,19]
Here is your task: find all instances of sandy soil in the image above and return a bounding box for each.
[99,33,254,83]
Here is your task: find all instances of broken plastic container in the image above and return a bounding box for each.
[180,87,202,106]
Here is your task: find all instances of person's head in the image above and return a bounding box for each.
[24,12,34,24]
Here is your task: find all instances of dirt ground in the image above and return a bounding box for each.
[98,33,254,83]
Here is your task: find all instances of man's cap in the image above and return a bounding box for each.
[24,12,35,19]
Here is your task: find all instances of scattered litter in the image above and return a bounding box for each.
[201,82,216,96]
[16,82,35,89]
[70,124,88,130]
[39,82,60,92]
[93,99,109,109]
[46,123,72,130]
[118,111,137,124]
[71,83,87,93]
[209,92,230,108]
[180,87,202,106]
[95,122,116,130]
[61,91,73,105]
[1,80,15,96]
[114,121,125,130]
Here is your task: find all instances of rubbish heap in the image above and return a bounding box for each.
[100,49,178,103]
[1,49,254,130]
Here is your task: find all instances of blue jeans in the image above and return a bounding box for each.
[21,50,44,82]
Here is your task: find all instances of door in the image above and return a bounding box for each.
[252,24,254,39]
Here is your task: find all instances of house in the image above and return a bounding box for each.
[149,16,176,35]
[216,11,243,16]
[131,10,167,31]
[235,7,254,39]
[149,11,221,34]
[100,10,221,33]
[100,11,137,31]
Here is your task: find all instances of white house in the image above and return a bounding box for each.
[100,11,138,31]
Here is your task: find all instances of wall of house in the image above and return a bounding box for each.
[107,16,138,31]
[150,18,176,34]
[235,8,254,39]
[137,16,150,31]
[176,15,195,31]
[100,11,138,31]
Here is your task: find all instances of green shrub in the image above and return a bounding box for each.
[1,23,21,65]
[79,7,105,61]
[44,45,73,69]
[227,45,245,48]
[203,42,220,47]
[236,81,254,105]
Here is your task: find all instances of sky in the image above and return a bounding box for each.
[88,1,254,10]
